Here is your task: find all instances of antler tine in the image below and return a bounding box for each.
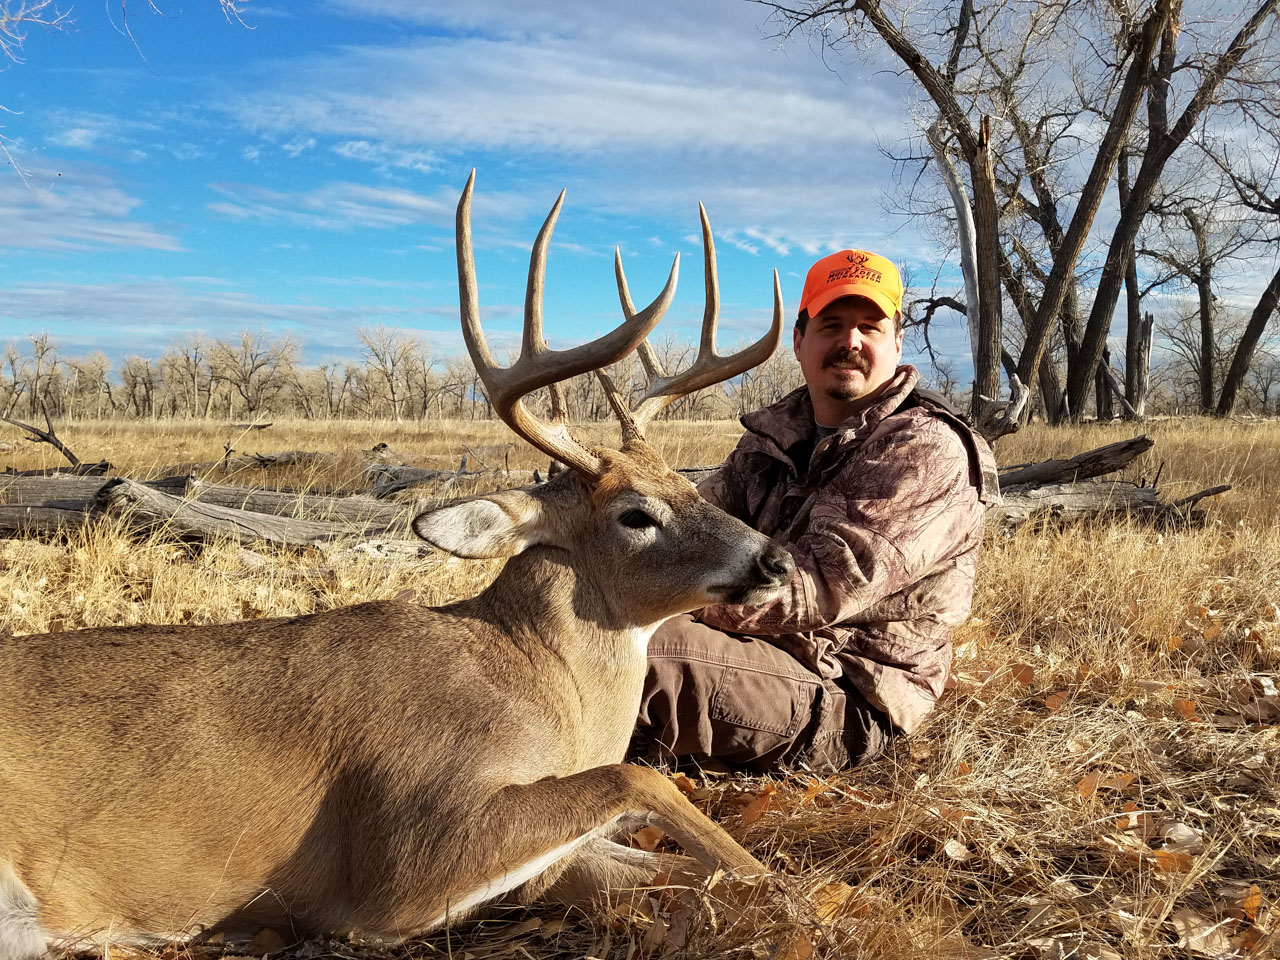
[697,202,720,359]
[456,173,680,478]
[615,248,670,384]
[524,189,564,359]
[618,205,785,435]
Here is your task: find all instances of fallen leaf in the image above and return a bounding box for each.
[640,903,668,955]
[1161,820,1205,855]
[669,773,697,796]
[776,934,814,960]
[1075,771,1102,801]
[1009,662,1035,685]
[956,760,972,776]
[249,928,289,955]
[1243,884,1262,922]
[812,881,855,924]
[1150,849,1195,872]
[630,826,664,851]
[1099,773,1136,791]
[1044,691,1069,711]
[944,838,972,861]
[738,784,777,825]
[1173,698,1199,720]
[1170,906,1235,958]
[1203,620,1222,641]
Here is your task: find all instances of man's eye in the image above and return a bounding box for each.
[619,509,660,529]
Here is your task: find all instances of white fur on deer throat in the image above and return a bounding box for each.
[627,620,665,656]
[425,812,631,929]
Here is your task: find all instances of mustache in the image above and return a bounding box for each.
[822,348,870,373]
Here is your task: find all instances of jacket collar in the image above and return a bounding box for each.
[741,365,921,451]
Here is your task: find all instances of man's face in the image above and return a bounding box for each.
[793,296,904,422]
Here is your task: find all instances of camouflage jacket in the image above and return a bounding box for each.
[695,366,999,733]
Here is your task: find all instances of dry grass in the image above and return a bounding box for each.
[1,416,1278,959]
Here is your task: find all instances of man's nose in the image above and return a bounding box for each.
[836,326,861,349]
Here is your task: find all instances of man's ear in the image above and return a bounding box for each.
[412,488,550,559]
[792,324,803,359]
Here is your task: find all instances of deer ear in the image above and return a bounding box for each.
[412,489,548,559]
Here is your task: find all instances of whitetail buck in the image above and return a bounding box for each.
[0,173,793,958]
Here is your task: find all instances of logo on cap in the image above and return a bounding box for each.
[846,252,870,266]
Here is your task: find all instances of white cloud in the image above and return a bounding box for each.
[281,137,317,157]
[0,168,183,252]
[332,139,438,172]
[206,180,455,229]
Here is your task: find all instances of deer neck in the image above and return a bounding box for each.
[471,546,660,670]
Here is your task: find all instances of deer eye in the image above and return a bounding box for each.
[619,509,660,530]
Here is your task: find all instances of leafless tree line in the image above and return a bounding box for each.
[0,327,807,423]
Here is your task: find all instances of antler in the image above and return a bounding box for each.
[456,171,679,478]
[607,203,784,443]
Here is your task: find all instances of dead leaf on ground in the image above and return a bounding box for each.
[1044,691,1069,711]
[630,825,664,852]
[944,838,972,861]
[1174,697,1199,720]
[1170,905,1236,959]
[1009,662,1035,685]
[738,784,777,825]
[249,928,289,955]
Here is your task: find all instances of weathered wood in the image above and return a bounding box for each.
[990,481,1160,526]
[997,435,1154,489]
[0,474,189,506]
[366,461,507,499]
[186,480,416,532]
[1,407,85,467]
[93,478,421,548]
[0,504,94,538]
[1,461,112,477]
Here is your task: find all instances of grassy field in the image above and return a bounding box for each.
[1,416,1278,959]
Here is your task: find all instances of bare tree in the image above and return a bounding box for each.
[210,330,298,418]
[358,324,420,421]
[760,0,1279,425]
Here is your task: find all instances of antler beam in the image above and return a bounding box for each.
[456,171,679,477]
[611,203,784,441]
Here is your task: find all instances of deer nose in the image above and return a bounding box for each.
[757,544,795,584]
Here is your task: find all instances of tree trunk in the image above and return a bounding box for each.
[1216,261,1280,416]
[1119,148,1148,417]
[970,115,1004,418]
[1095,346,1114,421]
[1184,208,1216,413]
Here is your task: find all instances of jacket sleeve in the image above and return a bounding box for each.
[697,417,978,636]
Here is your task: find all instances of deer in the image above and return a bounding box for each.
[0,172,795,959]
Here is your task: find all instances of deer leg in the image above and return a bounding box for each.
[528,838,707,912]
[391,763,762,934]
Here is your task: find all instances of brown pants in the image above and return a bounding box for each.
[636,615,892,772]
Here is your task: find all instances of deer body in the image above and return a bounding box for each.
[0,177,791,956]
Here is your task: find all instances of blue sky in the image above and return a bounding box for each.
[1,1,969,373]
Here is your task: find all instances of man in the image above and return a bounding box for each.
[634,248,999,771]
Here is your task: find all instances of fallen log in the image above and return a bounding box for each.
[0,504,97,538]
[0,474,189,538]
[997,435,1155,489]
[92,479,422,549]
[186,480,415,532]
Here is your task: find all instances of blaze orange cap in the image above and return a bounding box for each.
[799,249,903,322]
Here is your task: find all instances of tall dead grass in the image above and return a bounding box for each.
[1,416,1277,959]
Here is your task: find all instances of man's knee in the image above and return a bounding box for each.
[637,617,891,771]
